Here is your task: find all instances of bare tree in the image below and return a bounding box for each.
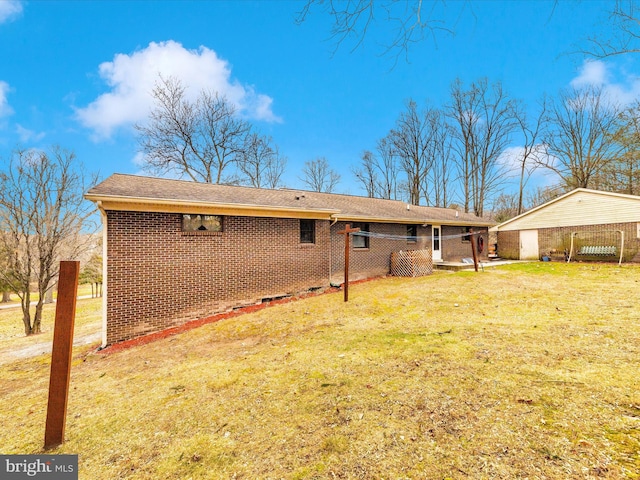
[595,101,640,194]
[295,0,462,61]
[425,109,453,207]
[526,184,566,209]
[136,76,252,184]
[390,99,438,205]
[375,136,401,200]
[514,99,547,215]
[352,142,403,200]
[585,0,640,58]
[540,87,624,189]
[366,103,449,205]
[352,150,378,197]
[238,133,287,189]
[491,192,520,223]
[447,78,518,216]
[0,147,97,335]
[448,80,475,213]
[0,244,14,302]
[300,157,341,192]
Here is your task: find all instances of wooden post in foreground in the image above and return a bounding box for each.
[44,260,79,450]
[338,224,360,302]
[470,229,479,272]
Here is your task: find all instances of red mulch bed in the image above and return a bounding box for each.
[97,284,354,355]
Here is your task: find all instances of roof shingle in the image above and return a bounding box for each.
[86,174,493,226]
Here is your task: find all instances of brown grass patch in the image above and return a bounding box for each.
[0,263,639,478]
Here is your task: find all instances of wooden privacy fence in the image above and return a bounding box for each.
[391,249,433,277]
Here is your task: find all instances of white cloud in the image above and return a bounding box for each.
[0,80,13,117]
[0,0,23,23]
[570,59,640,106]
[498,145,548,172]
[16,124,45,142]
[75,41,281,140]
[570,60,608,88]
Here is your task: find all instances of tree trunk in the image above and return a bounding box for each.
[22,291,33,335]
[1,290,10,303]
[32,299,44,335]
[23,313,32,335]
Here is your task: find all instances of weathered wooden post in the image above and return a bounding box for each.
[337,223,360,302]
[470,229,479,272]
[44,260,80,450]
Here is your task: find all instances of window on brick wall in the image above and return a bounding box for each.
[182,214,223,232]
[407,225,417,243]
[300,219,315,244]
[352,222,369,249]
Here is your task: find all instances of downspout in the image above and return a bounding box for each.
[568,232,576,263]
[618,230,625,267]
[96,201,108,348]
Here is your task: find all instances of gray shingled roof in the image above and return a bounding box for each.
[86,174,493,226]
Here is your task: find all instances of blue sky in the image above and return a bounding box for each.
[1,0,638,204]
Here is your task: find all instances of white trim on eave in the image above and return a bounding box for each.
[84,193,341,220]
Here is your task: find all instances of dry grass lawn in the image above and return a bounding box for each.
[0,263,639,479]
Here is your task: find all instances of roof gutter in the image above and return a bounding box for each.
[330,213,494,227]
[84,193,341,220]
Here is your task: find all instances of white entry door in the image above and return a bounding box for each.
[520,229,539,260]
[432,225,442,262]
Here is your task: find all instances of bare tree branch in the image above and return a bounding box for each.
[238,133,288,189]
[514,97,547,215]
[584,0,640,58]
[540,87,624,189]
[299,157,341,192]
[136,76,252,184]
[447,78,518,216]
[0,147,97,335]
[296,0,460,62]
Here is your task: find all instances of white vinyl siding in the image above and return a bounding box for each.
[497,190,640,232]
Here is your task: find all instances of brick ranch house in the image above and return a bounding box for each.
[86,174,494,346]
[491,188,640,263]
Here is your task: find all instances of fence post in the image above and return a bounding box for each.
[44,260,79,450]
[470,229,479,272]
[338,224,360,302]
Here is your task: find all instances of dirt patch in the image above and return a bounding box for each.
[0,330,102,366]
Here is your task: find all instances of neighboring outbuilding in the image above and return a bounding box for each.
[86,174,493,346]
[491,188,640,263]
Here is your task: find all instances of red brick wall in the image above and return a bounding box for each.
[538,223,639,262]
[329,222,431,283]
[497,223,640,262]
[496,231,520,259]
[328,222,490,282]
[106,211,330,345]
[441,225,490,262]
[105,211,495,345]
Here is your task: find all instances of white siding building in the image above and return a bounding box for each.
[491,189,640,262]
